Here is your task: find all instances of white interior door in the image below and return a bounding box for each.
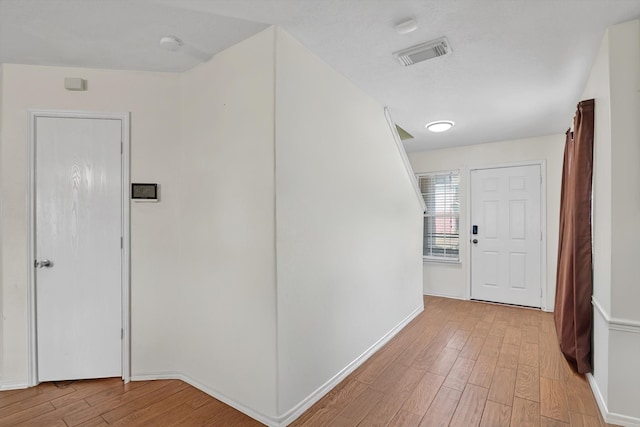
[470,165,542,307]
[35,116,123,382]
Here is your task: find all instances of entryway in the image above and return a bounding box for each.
[470,164,543,308]
[29,111,130,383]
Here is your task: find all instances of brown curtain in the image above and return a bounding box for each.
[554,99,595,373]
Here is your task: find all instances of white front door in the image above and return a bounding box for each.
[470,165,542,308]
[35,115,123,381]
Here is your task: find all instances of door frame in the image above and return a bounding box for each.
[466,160,548,310]
[27,110,131,386]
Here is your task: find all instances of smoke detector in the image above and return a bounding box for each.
[160,36,183,51]
[393,37,451,66]
[394,19,418,35]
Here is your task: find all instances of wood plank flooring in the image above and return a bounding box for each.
[291,296,616,427]
[0,296,615,426]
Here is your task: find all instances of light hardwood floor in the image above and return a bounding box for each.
[0,296,614,426]
[292,296,615,427]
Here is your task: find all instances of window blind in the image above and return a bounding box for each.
[418,172,460,260]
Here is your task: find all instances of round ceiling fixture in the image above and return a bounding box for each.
[160,36,183,51]
[426,120,455,133]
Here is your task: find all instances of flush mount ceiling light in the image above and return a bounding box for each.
[159,36,183,51]
[426,120,455,133]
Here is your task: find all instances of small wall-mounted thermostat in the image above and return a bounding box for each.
[131,183,158,202]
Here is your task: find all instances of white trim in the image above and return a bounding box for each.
[423,257,462,264]
[589,298,640,425]
[133,305,424,426]
[586,373,609,424]
[467,160,547,309]
[278,304,424,426]
[540,161,548,311]
[592,298,608,321]
[0,382,29,391]
[592,297,640,334]
[416,169,460,177]
[423,291,468,301]
[383,107,426,212]
[464,164,471,299]
[27,112,37,386]
[27,110,131,386]
[272,27,280,420]
[587,373,640,427]
[121,113,131,382]
[468,160,548,171]
[416,170,461,263]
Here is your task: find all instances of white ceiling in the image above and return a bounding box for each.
[1,0,639,152]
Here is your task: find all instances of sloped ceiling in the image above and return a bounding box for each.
[1,0,639,151]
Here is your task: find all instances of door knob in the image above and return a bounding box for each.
[35,259,53,268]
[472,239,478,244]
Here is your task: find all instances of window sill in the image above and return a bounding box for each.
[423,257,461,265]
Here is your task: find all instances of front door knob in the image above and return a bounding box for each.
[472,239,478,244]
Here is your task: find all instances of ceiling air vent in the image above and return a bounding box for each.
[393,37,451,66]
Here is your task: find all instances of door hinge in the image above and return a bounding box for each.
[121,329,124,340]
[121,141,123,154]
[540,288,543,298]
[120,236,123,249]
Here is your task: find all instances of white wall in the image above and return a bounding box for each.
[0,30,281,419]
[584,19,640,426]
[0,66,4,385]
[608,20,640,323]
[176,28,278,418]
[0,26,425,425]
[582,26,612,407]
[0,64,182,387]
[274,28,424,417]
[409,135,564,311]
[607,20,640,423]
[0,30,280,420]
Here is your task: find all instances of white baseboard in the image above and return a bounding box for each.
[277,304,424,426]
[589,298,640,426]
[423,291,467,300]
[427,291,553,313]
[0,381,28,391]
[131,371,277,426]
[587,373,640,427]
[132,304,424,427]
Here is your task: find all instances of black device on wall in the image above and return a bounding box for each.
[131,183,158,202]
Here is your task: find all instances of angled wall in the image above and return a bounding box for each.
[175,27,278,419]
[273,28,424,420]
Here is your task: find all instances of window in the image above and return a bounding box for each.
[418,171,460,261]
